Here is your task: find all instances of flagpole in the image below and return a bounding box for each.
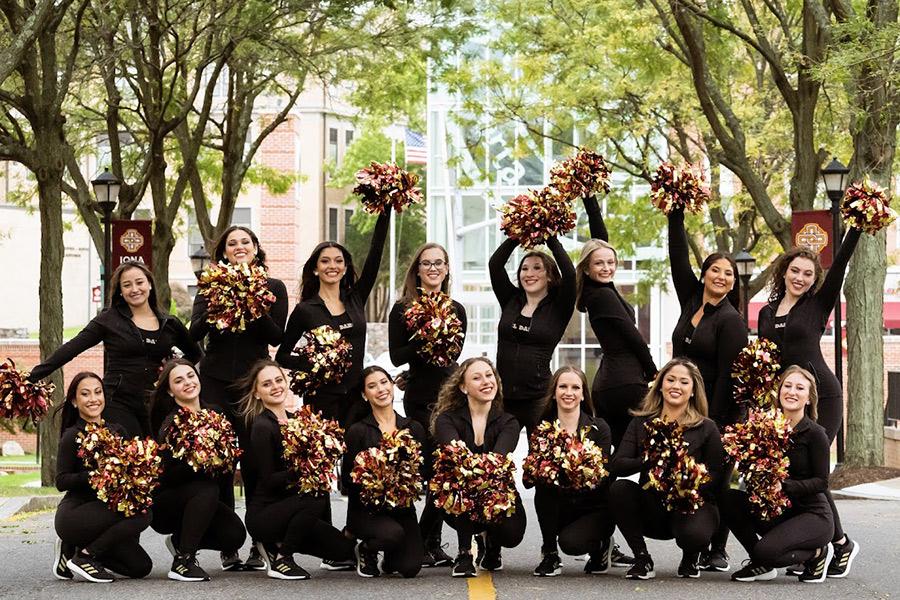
[389,134,397,308]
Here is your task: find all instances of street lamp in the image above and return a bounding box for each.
[190,245,211,279]
[91,169,121,307]
[733,249,756,326]
[820,156,850,464]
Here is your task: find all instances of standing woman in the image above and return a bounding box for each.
[389,242,466,567]
[431,357,526,578]
[608,358,724,580]
[725,366,836,583]
[53,372,153,583]
[30,263,201,437]
[667,206,748,570]
[530,366,615,577]
[489,234,576,434]
[577,196,657,448]
[149,359,247,582]
[240,360,356,580]
[277,208,390,426]
[758,229,862,577]
[342,366,426,578]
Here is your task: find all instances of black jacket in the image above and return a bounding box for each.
[248,408,301,507]
[190,276,288,383]
[782,416,832,517]
[276,211,390,398]
[154,403,222,490]
[31,300,202,408]
[56,419,127,503]
[433,404,521,455]
[610,415,724,501]
[668,209,748,427]
[758,228,861,402]
[388,298,467,411]
[490,236,576,401]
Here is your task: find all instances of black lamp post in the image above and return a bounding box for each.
[820,156,850,464]
[91,169,121,308]
[733,249,756,327]
[190,245,211,279]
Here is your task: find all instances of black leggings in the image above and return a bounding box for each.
[722,489,833,567]
[246,495,354,561]
[504,397,542,439]
[151,479,246,555]
[817,391,845,544]
[593,383,646,451]
[347,501,423,577]
[533,485,615,556]
[609,479,719,556]
[403,403,444,542]
[443,495,527,552]
[102,399,150,439]
[55,498,152,578]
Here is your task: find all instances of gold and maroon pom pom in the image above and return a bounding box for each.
[731,339,782,410]
[353,162,423,215]
[351,428,423,510]
[0,358,54,423]
[288,325,354,397]
[841,178,896,235]
[429,440,475,516]
[280,405,346,494]
[404,291,464,368]
[650,162,709,215]
[499,187,576,249]
[523,420,608,490]
[642,417,710,514]
[430,441,517,522]
[549,148,611,201]
[198,261,276,332]
[166,407,242,475]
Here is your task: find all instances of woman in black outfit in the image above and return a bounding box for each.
[725,366,836,583]
[53,372,153,583]
[431,357,526,578]
[30,263,201,437]
[342,366,426,578]
[489,234,576,434]
[577,195,657,447]
[149,359,247,582]
[189,226,288,570]
[758,229,862,576]
[609,358,724,580]
[389,242,466,567]
[239,360,356,580]
[277,208,390,427]
[530,366,615,578]
[667,207,748,570]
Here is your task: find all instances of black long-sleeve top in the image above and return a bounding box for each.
[154,404,221,490]
[433,404,521,455]
[781,416,832,517]
[248,408,299,507]
[668,209,748,427]
[490,236,577,401]
[610,415,724,501]
[190,276,288,383]
[388,298,467,412]
[758,228,861,402]
[30,300,202,408]
[276,211,390,398]
[56,420,128,503]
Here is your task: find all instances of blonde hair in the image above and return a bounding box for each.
[632,358,708,428]
[237,359,288,427]
[430,357,504,434]
[777,365,819,421]
[576,238,618,312]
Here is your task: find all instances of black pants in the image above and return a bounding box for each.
[305,390,367,428]
[347,500,423,577]
[504,397,542,438]
[609,479,719,556]
[593,383,646,451]
[102,399,150,439]
[816,391,845,544]
[443,494,527,552]
[533,485,615,556]
[722,489,833,567]
[55,497,152,578]
[246,494,354,561]
[403,402,444,542]
[151,479,246,555]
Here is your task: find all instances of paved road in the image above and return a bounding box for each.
[0,495,896,600]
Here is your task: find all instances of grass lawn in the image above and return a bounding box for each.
[0,454,39,466]
[0,471,57,497]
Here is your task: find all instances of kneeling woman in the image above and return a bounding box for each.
[530,366,614,577]
[609,358,723,579]
[241,360,356,580]
[724,366,836,584]
[431,357,526,578]
[149,359,247,582]
[54,372,153,583]
[342,366,426,578]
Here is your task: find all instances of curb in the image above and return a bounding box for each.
[0,495,61,520]
[833,487,900,501]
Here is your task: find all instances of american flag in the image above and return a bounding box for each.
[404,129,427,165]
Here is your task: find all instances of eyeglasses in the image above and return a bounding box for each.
[419,260,446,270]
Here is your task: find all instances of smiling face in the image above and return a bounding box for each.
[519,256,549,295]
[168,364,201,404]
[588,247,617,284]
[118,267,152,309]
[459,360,498,404]
[255,365,288,410]
[316,247,347,285]
[784,256,817,300]
[362,370,394,409]
[224,229,257,264]
[417,247,448,292]
[701,258,735,300]
[554,371,583,413]
[74,377,105,422]
[779,372,811,414]
[661,364,694,411]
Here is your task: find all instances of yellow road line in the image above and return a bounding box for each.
[467,571,496,600]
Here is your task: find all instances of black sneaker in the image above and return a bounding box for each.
[267,554,310,580]
[785,563,804,576]
[254,541,276,571]
[699,548,730,572]
[452,552,476,578]
[319,557,355,571]
[799,544,834,583]
[827,537,860,578]
[479,536,502,572]
[423,541,453,567]
[53,539,73,580]
[220,550,243,572]
[610,541,634,568]
[244,544,267,571]
[731,560,778,582]
[474,533,486,567]
[584,538,611,574]
[168,553,210,582]
[678,552,701,578]
[533,552,562,577]
[67,552,115,583]
[625,553,655,580]
[355,542,380,578]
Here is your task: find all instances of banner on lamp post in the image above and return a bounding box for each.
[111,220,153,269]
[791,210,833,269]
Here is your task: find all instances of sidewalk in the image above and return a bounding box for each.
[833,476,900,501]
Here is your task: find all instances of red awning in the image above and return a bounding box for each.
[748,300,900,330]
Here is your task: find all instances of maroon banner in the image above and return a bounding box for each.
[112,220,153,269]
[791,210,833,268]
